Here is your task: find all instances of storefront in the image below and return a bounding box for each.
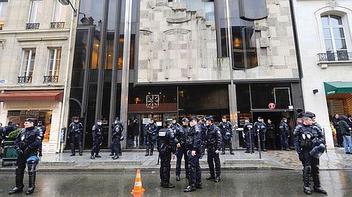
[325,82,352,117]
[0,90,63,153]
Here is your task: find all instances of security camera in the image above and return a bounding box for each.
[58,0,70,5]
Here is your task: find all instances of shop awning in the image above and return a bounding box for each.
[0,90,64,102]
[324,82,352,95]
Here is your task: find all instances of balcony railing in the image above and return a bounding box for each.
[43,75,59,83]
[318,51,352,62]
[18,76,32,84]
[26,23,40,30]
[50,22,65,29]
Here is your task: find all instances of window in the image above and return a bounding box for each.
[45,48,61,83]
[28,0,42,23]
[52,0,63,22]
[19,48,36,83]
[0,0,8,19]
[321,15,347,53]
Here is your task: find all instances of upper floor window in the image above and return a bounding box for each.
[322,15,347,52]
[19,48,36,83]
[28,0,42,23]
[0,0,8,19]
[52,0,63,22]
[44,47,61,83]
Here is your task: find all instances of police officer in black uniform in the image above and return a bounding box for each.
[110,117,123,157]
[205,116,222,183]
[219,116,234,155]
[198,117,207,159]
[8,118,41,195]
[35,121,46,157]
[111,119,124,160]
[91,120,103,159]
[244,118,255,153]
[175,118,190,181]
[294,112,327,195]
[184,117,202,192]
[279,117,290,150]
[144,119,158,156]
[158,122,177,188]
[254,117,267,151]
[68,117,83,156]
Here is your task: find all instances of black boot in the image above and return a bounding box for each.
[312,169,327,195]
[112,155,119,160]
[26,172,36,195]
[8,171,24,195]
[150,149,153,156]
[176,175,180,181]
[184,185,196,192]
[206,176,215,180]
[303,167,312,195]
[214,176,221,183]
[145,149,149,156]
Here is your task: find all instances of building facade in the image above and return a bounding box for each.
[293,0,352,148]
[68,0,304,150]
[0,0,76,153]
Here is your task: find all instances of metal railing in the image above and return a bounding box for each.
[43,75,59,83]
[50,22,65,29]
[26,23,40,30]
[318,51,352,62]
[17,76,32,84]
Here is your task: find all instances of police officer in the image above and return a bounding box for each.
[35,121,46,157]
[144,119,158,156]
[198,117,207,158]
[68,117,83,156]
[219,116,234,155]
[111,119,124,160]
[175,118,190,181]
[8,118,41,195]
[184,117,202,192]
[91,120,103,159]
[110,117,123,157]
[158,123,177,188]
[294,112,327,195]
[205,116,222,182]
[279,117,290,151]
[243,118,255,153]
[254,117,267,151]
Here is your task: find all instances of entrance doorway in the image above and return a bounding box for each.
[252,111,294,150]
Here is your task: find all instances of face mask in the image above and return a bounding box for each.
[245,120,249,124]
[97,122,102,126]
[172,120,176,124]
[222,119,226,122]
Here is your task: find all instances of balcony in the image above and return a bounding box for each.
[318,51,352,62]
[26,23,40,30]
[43,76,59,83]
[317,51,352,68]
[17,76,32,84]
[50,22,65,29]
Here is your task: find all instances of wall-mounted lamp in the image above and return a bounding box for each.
[58,0,78,16]
[313,89,319,94]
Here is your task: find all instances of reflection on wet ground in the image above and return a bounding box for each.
[0,170,351,197]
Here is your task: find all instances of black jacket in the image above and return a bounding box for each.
[219,121,233,141]
[338,119,351,136]
[205,124,222,151]
[14,127,41,157]
[186,124,202,151]
[157,128,177,154]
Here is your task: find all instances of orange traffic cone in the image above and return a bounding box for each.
[131,169,145,197]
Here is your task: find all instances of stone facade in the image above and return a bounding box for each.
[137,0,299,83]
[0,0,76,153]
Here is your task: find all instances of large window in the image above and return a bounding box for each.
[19,48,36,83]
[45,47,61,83]
[0,0,8,19]
[321,15,347,54]
[28,0,42,23]
[52,0,62,22]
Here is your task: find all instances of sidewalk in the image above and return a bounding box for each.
[1,148,351,172]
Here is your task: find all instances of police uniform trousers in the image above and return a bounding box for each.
[70,133,83,155]
[160,148,172,185]
[15,153,39,189]
[91,138,102,156]
[176,146,189,178]
[222,138,233,153]
[207,148,221,178]
[111,138,121,156]
[187,150,201,186]
[301,149,321,188]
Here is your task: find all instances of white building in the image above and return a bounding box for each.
[293,0,352,148]
[0,0,77,153]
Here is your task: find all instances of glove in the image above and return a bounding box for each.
[215,150,220,154]
[298,153,304,161]
[16,147,23,155]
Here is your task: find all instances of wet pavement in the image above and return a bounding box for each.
[1,170,352,197]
